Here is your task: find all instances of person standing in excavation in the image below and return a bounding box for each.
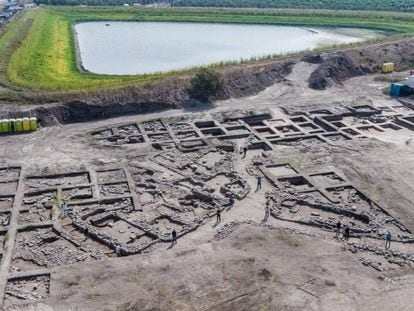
[256,176,262,191]
[343,227,350,241]
[336,221,341,238]
[171,229,177,246]
[385,231,392,249]
[216,208,221,223]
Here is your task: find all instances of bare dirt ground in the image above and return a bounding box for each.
[1,63,414,310]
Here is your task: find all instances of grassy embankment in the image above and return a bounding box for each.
[1,6,414,93]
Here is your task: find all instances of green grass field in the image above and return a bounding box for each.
[1,6,414,92]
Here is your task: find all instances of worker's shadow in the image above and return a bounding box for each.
[167,242,177,250]
[212,220,221,228]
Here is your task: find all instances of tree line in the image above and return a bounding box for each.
[34,0,169,6]
[174,0,413,12]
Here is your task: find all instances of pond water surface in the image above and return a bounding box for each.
[75,22,384,75]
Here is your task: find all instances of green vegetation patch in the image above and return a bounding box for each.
[1,6,414,92]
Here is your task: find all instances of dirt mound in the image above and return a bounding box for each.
[308,37,414,90]
[218,60,294,99]
[302,54,323,64]
[308,53,370,90]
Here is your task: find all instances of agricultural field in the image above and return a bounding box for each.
[1,6,414,94]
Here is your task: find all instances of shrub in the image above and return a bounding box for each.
[188,68,223,102]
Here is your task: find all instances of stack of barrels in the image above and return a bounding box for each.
[0,117,38,134]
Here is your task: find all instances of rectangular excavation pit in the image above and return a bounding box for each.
[123,136,145,144]
[168,122,194,131]
[348,105,381,116]
[117,123,141,136]
[18,210,51,225]
[278,201,368,227]
[217,133,252,141]
[298,123,319,131]
[91,128,113,138]
[222,179,250,200]
[174,131,199,140]
[239,115,271,126]
[379,123,403,131]
[322,133,351,142]
[11,226,86,271]
[197,150,230,167]
[309,109,333,116]
[356,126,384,134]
[339,116,368,127]
[151,216,185,237]
[266,164,298,177]
[99,182,131,197]
[138,191,158,205]
[341,128,360,136]
[331,121,347,128]
[225,125,251,134]
[18,190,56,224]
[0,211,11,226]
[0,229,6,250]
[201,127,226,137]
[176,208,210,222]
[308,130,326,134]
[206,174,233,195]
[4,274,50,307]
[0,195,14,210]
[276,125,301,135]
[403,116,414,124]
[71,197,134,219]
[91,216,149,244]
[290,116,308,123]
[147,132,172,142]
[255,127,276,135]
[62,186,93,201]
[309,172,345,188]
[326,186,374,213]
[266,119,287,127]
[159,141,177,150]
[97,169,126,184]
[0,180,18,196]
[278,176,314,191]
[249,141,272,151]
[22,190,57,207]
[0,167,20,182]
[195,120,217,129]
[270,135,325,146]
[142,120,166,133]
[249,121,267,128]
[179,139,207,150]
[264,135,280,140]
[25,172,90,190]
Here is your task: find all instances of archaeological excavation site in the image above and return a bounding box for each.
[1,58,414,310]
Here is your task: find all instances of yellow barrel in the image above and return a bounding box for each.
[22,117,30,132]
[29,117,38,131]
[1,119,10,133]
[9,119,15,132]
[15,118,23,132]
[382,62,394,73]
